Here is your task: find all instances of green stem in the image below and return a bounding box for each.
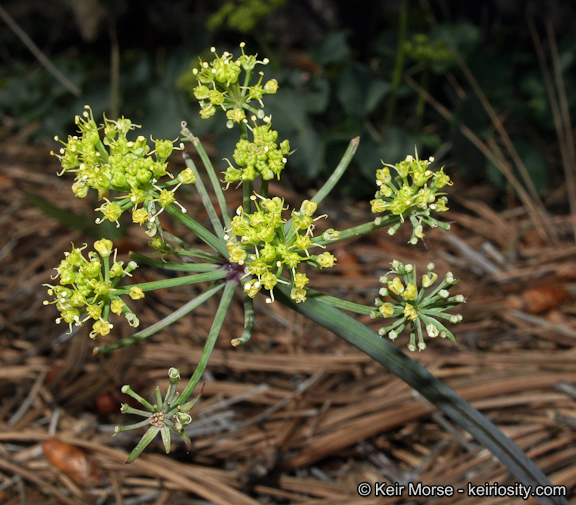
[261,178,269,199]
[383,0,408,138]
[114,269,227,294]
[311,215,396,247]
[188,134,232,230]
[183,152,225,238]
[172,281,237,409]
[93,282,225,355]
[130,252,222,273]
[164,205,228,257]
[243,179,252,214]
[232,292,255,346]
[161,231,222,262]
[311,136,360,205]
[307,291,373,315]
[275,284,568,505]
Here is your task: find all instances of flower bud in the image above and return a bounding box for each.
[200,104,216,119]
[322,228,340,241]
[388,277,405,295]
[226,108,246,123]
[129,287,145,300]
[300,200,317,217]
[403,303,418,320]
[316,252,336,268]
[378,303,395,318]
[155,140,174,160]
[178,168,197,185]
[264,79,279,94]
[403,283,418,300]
[168,367,181,384]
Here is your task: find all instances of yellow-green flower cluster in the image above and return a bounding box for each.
[226,196,337,303]
[371,260,465,351]
[224,120,290,183]
[43,240,143,339]
[51,106,195,235]
[371,153,452,244]
[190,44,279,124]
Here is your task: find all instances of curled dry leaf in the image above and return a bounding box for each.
[507,284,571,314]
[43,438,105,486]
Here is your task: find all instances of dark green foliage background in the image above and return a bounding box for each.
[2,0,575,197]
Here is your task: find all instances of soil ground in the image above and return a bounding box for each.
[1,137,575,504]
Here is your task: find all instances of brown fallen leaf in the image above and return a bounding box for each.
[43,438,105,487]
[507,284,571,314]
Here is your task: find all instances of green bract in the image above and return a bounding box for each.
[371,260,465,351]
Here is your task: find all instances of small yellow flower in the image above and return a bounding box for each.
[403,303,418,321]
[111,299,125,315]
[227,242,247,264]
[388,277,405,296]
[200,103,216,119]
[370,199,387,213]
[300,200,317,217]
[132,208,149,225]
[316,252,336,268]
[244,281,261,298]
[178,168,197,184]
[129,287,145,300]
[294,272,309,289]
[290,287,307,303]
[94,239,113,258]
[261,271,278,291]
[226,108,246,123]
[378,302,395,318]
[90,319,112,339]
[86,303,102,320]
[264,79,279,94]
[403,283,418,300]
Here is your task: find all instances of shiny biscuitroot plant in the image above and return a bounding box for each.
[44,44,566,505]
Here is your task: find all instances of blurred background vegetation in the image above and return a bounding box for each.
[1,0,575,204]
